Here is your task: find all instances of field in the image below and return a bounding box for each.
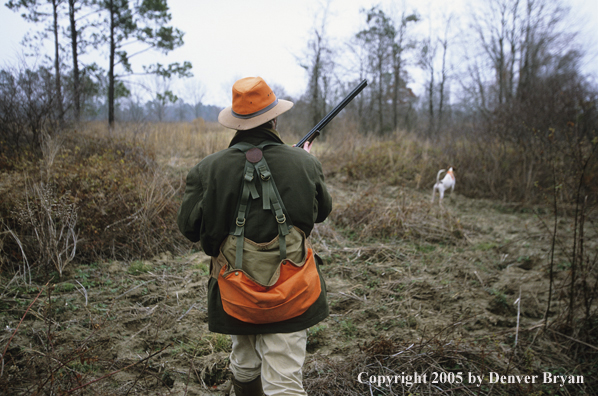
[0,122,596,395]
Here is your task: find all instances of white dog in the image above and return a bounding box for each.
[431,167,455,204]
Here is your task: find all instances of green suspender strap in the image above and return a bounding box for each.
[230,141,293,270]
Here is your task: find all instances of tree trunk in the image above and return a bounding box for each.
[311,47,321,126]
[392,29,404,132]
[377,55,384,134]
[428,69,434,135]
[69,0,80,121]
[108,0,115,127]
[392,58,401,131]
[438,37,448,131]
[52,0,64,122]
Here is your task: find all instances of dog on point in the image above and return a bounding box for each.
[431,167,455,204]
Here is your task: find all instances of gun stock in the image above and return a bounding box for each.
[296,79,367,148]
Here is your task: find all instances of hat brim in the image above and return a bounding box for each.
[218,99,294,130]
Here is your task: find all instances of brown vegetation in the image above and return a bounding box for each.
[2,0,596,392]
[0,121,596,395]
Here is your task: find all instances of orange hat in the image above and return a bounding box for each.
[218,77,293,130]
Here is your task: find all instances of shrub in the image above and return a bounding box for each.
[0,129,190,279]
[0,66,59,160]
[10,182,78,278]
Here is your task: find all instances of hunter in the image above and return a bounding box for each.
[177,76,332,396]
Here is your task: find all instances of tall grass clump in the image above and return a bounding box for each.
[9,182,79,279]
[318,125,597,205]
[0,127,190,280]
[83,120,235,163]
[329,184,463,244]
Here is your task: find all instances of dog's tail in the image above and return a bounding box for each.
[436,169,446,184]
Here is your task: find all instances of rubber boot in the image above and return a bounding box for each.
[232,375,264,396]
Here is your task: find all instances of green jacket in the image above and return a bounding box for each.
[177,127,333,334]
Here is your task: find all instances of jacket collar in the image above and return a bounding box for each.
[229,126,284,147]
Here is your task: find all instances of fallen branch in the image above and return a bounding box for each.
[116,280,151,299]
[550,329,598,352]
[177,303,196,321]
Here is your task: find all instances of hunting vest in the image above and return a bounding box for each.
[213,141,321,324]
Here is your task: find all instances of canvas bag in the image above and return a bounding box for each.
[216,142,321,324]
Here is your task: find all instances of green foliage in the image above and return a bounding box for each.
[340,319,357,339]
[143,61,193,78]
[205,333,232,353]
[68,361,100,374]
[114,80,131,99]
[307,324,327,351]
[173,333,231,356]
[416,244,436,253]
[307,324,326,343]
[156,90,178,105]
[127,260,152,275]
[487,289,515,316]
[138,0,169,16]
[55,283,77,293]
[191,262,209,276]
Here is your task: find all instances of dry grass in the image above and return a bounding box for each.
[303,329,591,395]
[316,127,598,206]
[1,121,596,395]
[329,183,464,244]
[0,255,221,395]
[82,120,235,167]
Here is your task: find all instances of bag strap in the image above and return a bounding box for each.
[230,141,292,270]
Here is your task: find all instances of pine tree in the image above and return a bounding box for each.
[92,0,191,126]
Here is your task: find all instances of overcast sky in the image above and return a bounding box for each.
[1,0,597,108]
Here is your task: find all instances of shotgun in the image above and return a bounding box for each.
[296,79,368,148]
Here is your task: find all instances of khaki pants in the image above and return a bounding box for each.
[230,330,308,396]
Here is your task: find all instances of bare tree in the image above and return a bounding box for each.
[345,35,372,132]
[68,0,81,120]
[437,16,453,130]
[174,99,187,121]
[145,74,177,122]
[356,6,394,134]
[121,86,147,122]
[390,11,419,132]
[300,0,335,128]
[0,63,57,151]
[185,79,206,120]
[420,34,437,134]
[516,0,572,101]
[419,14,452,136]
[66,0,95,120]
[473,0,520,106]
[6,0,66,121]
[469,0,574,111]
[355,6,418,134]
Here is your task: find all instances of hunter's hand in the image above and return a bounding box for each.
[293,141,312,153]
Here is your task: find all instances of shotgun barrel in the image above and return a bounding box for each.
[296,79,368,148]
